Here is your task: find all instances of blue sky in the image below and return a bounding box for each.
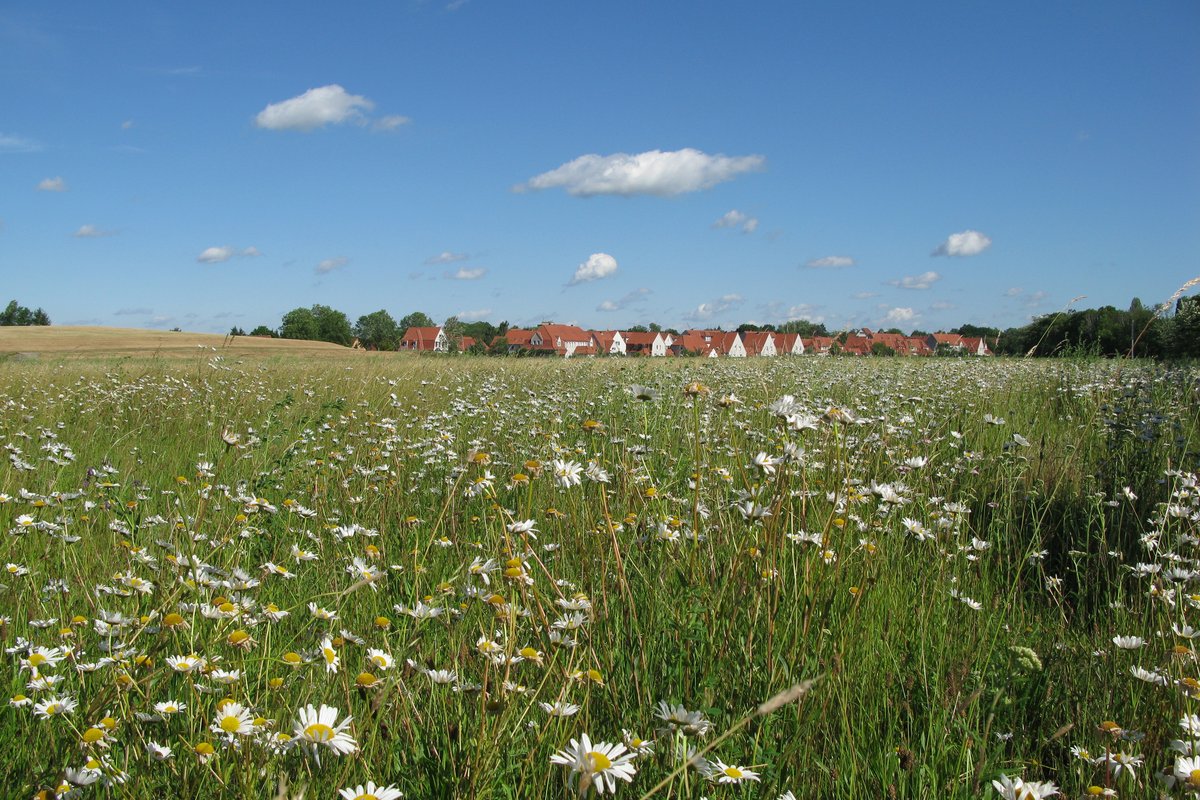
[3,1,1198,334]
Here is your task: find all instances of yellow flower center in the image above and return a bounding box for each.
[354,794,380,800]
[723,766,744,779]
[356,672,377,687]
[28,653,46,667]
[45,703,62,715]
[588,751,612,771]
[1190,769,1200,787]
[195,742,215,756]
[220,715,243,733]
[304,723,335,742]
[82,727,105,744]
[100,716,117,729]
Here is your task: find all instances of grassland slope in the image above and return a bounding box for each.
[0,325,359,358]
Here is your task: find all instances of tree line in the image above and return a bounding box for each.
[991,296,1199,358]
[230,307,511,353]
[0,300,50,326]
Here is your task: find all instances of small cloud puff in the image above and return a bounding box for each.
[568,253,618,286]
[73,224,116,238]
[890,271,941,290]
[684,293,744,322]
[37,177,67,192]
[933,230,992,257]
[518,148,764,197]
[197,246,260,264]
[712,209,759,234]
[448,267,487,280]
[425,251,468,265]
[315,257,349,275]
[805,256,855,269]
[596,288,651,312]
[255,85,408,132]
[883,307,916,324]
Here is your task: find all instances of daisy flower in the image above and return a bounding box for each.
[709,760,760,784]
[550,733,637,795]
[990,774,1059,799]
[33,694,77,719]
[211,701,254,738]
[293,704,358,764]
[321,636,340,674]
[339,782,404,800]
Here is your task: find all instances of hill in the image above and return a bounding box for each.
[0,326,360,358]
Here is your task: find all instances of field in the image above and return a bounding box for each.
[0,326,361,359]
[1,349,1198,799]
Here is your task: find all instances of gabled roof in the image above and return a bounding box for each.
[537,323,591,343]
[672,333,720,356]
[622,331,663,347]
[400,327,444,350]
[505,329,535,347]
[740,330,775,355]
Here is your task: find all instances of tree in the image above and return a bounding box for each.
[398,311,435,331]
[228,326,246,336]
[354,310,401,350]
[778,319,827,337]
[279,307,319,341]
[0,300,48,326]
[442,316,465,352]
[870,342,897,357]
[1173,295,1200,358]
[313,305,353,346]
[249,325,276,337]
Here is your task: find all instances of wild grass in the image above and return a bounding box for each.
[0,353,1197,799]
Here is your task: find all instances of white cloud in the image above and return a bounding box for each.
[713,209,759,234]
[785,303,825,323]
[372,114,410,132]
[37,176,67,192]
[315,256,349,274]
[197,245,261,263]
[255,85,378,131]
[890,271,941,290]
[806,255,855,269]
[0,133,42,154]
[73,224,115,238]
[883,307,916,324]
[853,291,879,300]
[568,253,618,286]
[684,293,744,322]
[426,251,468,265]
[448,266,487,280]
[596,288,651,312]
[933,229,992,257]
[1004,287,1023,298]
[517,148,765,197]
[197,246,235,263]
[456,308,491,322]
[121,119,134,130]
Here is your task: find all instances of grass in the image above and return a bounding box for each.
[0,349,1197,799]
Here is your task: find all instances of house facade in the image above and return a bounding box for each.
[399,326,449,352]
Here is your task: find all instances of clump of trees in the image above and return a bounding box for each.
[0,300,50,326]
[994,297,1198,358]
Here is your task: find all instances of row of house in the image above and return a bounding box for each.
[398,324,993,358]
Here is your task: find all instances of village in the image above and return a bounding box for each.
[394,323,994,357]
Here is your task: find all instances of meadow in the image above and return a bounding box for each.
[1,352,1197,799]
